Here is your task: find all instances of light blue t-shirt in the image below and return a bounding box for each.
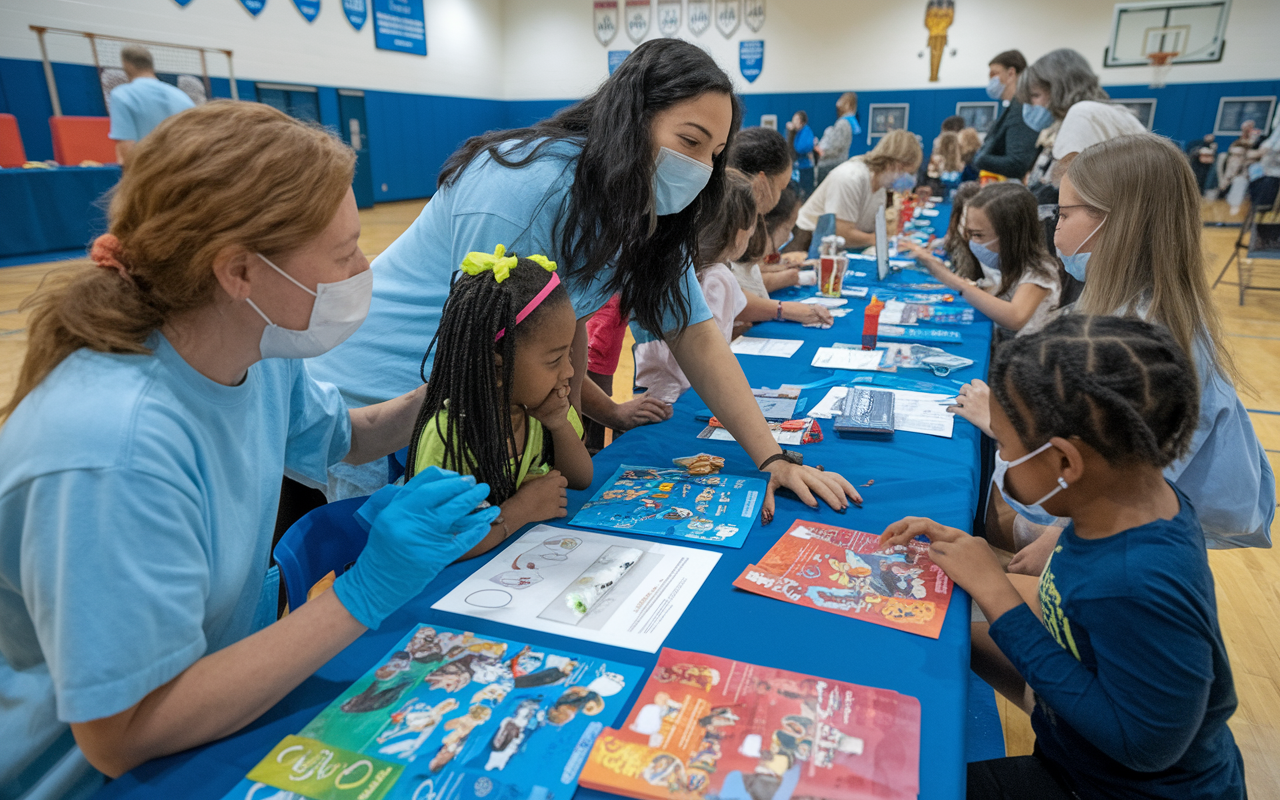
[308,138,713,409]
[107,77,195,141]
[0,334,351,800]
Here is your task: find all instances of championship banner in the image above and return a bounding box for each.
[343,0,367,30]
[237,0,266,17]
[292,0,320,22]
[715,0,740,37]
[739,39,763,82]
[373,0,426,55]
[625,0,651,43]
[657,0,681,35]
[687,0,710,35]
[594,0,620,46]
[744,0,764,32]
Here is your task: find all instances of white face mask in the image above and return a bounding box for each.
[246,253,373,359]
[992,441,1068,525]
[653,146,713,216]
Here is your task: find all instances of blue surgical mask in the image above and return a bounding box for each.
[653,146,713,216]
[968,238,1000,271]
[986,75,1005,101]
[1022,103,1054,132]
[1055,217,1106,282]
[992,441,1068,525]
[891,172,917,192]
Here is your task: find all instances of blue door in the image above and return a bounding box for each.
[254,83,320,123]
[338,90,375,209]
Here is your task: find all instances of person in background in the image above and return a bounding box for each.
[936,114,966,147]
[940,181,983,280]
[1186,133,1220,196]
[815,92,862,185]
[756,185,807,290]
[786,111,817,198]
[918,131,964,198]
[582,297,673,454]
[107,45,195,165]
[726,127,800,300]
[973,49,1038,181]
[790,129,923,252]
[1216,120,1264,215]
[957,128,983,182]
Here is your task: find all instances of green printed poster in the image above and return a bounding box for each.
[247,735,402,800]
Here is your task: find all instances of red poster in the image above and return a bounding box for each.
[732,520,952,639]
[579,648,920,800]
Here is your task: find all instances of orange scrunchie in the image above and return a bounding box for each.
[90,234,131,281]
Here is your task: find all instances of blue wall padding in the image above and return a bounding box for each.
[1,56,1275,202]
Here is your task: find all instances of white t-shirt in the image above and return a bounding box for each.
[1052,101,1148,160]
[633,263,748,404]
[729,261,768,299]
[997,258,1061,336]
[795,159,886,233]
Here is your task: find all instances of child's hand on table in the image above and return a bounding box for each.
[505,469,570,524]
[948,379,993,438]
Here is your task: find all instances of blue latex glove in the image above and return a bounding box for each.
[334,467,499,629]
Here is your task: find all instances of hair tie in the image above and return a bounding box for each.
[461,244,521,283]
[90,234,131,282]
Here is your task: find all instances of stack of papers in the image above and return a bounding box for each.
[807,385,956,438]
[811,346,883,371]
[730,336,804,358]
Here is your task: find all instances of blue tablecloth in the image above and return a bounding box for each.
[98,230,995,800]
[0,166,118,259]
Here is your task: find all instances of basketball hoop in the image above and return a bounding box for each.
[1147,51,1176,89]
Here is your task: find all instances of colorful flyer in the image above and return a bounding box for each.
[568,465,765,549]
[578,648,921,800]
[732,521,952,639]
[223,624,643,800]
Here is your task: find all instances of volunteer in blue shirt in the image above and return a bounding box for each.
[309,39,860,515]
[0,101,498,800]
[785,110,817,197]
[107,45,195,165]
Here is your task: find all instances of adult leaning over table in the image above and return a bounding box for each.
[0,101,501,799]
[308,38,859,515]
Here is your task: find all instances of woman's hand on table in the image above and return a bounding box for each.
[948,379,993,438]
[782,301,832,327]
[761,461,861,524]
[609,395,673,430]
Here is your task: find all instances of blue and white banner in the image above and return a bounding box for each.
[739,39,763,82]
[238,0,266,16]
[292,0,320,22]
[608,49,631,74]
[624,0,650,43]
[373,0,426,55]
[594,0,620,46]
[657,0,681,35]
[687,0,710,35]
[343,0,367,30]
[715,0,740,37]
[172,0,195,7]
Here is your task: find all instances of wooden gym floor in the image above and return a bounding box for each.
[1,198,1277,794]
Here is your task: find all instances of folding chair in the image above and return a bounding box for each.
[1212,187,1280,305]
[0,114,26,168]
[48,116,116,165]
[273,495,369,612]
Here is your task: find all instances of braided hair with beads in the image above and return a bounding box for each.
[990,315,1199,468]
[404,250,571,505]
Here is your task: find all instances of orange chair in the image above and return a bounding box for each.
[48,116,116,165]
[0,114,26,168]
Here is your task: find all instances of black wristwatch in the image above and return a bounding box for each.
[758,450,803,471]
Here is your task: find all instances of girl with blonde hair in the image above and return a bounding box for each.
[0,101,497,797]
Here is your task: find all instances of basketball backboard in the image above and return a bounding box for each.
[1104,0,1230,67]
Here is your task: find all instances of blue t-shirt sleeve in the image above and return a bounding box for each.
[847,116,862,136]
[989,592,1215,772]
[107,86,138,141]
[796,127,815,154]
[14,468,210,723]
[286,363,353,488]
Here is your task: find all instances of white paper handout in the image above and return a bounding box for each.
[878,299,907,325]
[432,526,720,653]
[800,296,848,308]
[811,346,883,371]
[730,336,804,358]
[807,386,956,438]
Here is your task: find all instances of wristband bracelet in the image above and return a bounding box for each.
[758,451,803,471]
[493,514,510,540]
[776,301,784,321]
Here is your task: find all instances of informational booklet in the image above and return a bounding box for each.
[730,336,805,358]
[811,346,883,371]
[433,526,720,652]
[880,300,974,326]
[219,624,643,800]
[876,324,963,345]
[578,647,921,800]
[698,416,823,446]
[806,386,955,438]
[568,465,765,548]
[733,520,953,639]
[695,389,801,423]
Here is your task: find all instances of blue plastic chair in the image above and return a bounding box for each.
[273,495,370,612]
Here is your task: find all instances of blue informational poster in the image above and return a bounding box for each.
[569,464,765,549]
[607,50,630,75]
[343,0,368,29]
[739,39,764,83]
[292,0,320,22]
[373,0,427,56]
[237,0,266,16]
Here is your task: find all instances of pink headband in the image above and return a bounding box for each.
[495,272,561,342]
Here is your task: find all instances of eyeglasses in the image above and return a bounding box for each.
[1039,203,1093,226]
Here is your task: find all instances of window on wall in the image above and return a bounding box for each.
[254,82,320,123]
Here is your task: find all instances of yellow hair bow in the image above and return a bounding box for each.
[460,245,557,283]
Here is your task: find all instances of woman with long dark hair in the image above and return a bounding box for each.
[312,39,858,514]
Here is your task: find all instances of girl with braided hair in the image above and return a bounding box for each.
[404,248,593,559]
[881,315,1244,800]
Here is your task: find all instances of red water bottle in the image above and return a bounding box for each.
[862,296,884,350]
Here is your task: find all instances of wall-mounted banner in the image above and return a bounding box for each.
[594,1,620,46]
[343,0,367,30]
[715,0,741,37]
[739,39,763,82]
[657,0,681,35]
[238,0,266,16]
[172,0,195,7]
[625,0,651,43]
[373,0,426,55]
[688,0,711,35]
[608,49,631,74]
[292,0,320,22]
[744,0,764,31]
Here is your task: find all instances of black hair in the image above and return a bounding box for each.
[696,168,757,269]
[990,315,1199,468]
[941,115,966,133]
[405,256,571,505]
[967,182,1057,297]
[989,50,1027,72]
[437,39,742,338]
[728,126,791,178]
[764,185,800,230]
